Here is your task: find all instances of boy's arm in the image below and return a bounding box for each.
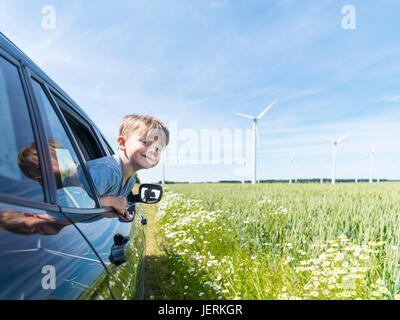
[99,196,130,220]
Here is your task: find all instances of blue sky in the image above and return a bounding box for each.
[1,0,400,182]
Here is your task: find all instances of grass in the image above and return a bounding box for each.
[144,182,400,300]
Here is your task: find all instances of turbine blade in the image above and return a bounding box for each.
[324,136,335,143]
[234,112,255,120]
[4,248,39,254]
[257,100,277,119]
[338,132,351,143]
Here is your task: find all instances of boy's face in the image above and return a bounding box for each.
[121,132,165,171]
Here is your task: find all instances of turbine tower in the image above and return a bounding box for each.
[369,143,383,183]
[320,158,328,184]
[235,100,277,184]
[288,153,296,184]
[324,133,351,185]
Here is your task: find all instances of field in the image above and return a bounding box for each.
[145,182,400,300]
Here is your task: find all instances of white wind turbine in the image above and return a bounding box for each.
[324,133,351,185]
[320,158,328,184]
[369,143,383,183]
[235,100,277,184]
[288,153,297,184]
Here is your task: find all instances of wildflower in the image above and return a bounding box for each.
[394,294,400,300]
[379,287,389,294]
[376,279,385,285]
[359,254,369,260]
[310,291,319,297]
[372,291,381,297]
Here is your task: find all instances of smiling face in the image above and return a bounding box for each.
[119,133,164,172]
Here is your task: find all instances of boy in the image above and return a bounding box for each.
[77,114,169,219]
[18,114,169,221]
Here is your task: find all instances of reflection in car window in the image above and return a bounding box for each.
[30,79,96,209]
[0,56,44,202]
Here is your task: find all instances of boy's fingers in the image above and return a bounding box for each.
[119,210,130,221]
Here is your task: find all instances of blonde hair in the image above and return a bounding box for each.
[119,114,169,146]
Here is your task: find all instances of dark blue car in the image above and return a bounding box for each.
[0,32,158,300]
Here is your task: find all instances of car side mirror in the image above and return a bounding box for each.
[127,184,163,204]
[139,184,163,204]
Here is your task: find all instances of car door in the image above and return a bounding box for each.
[30,78,146,300]
[0,48,110,300]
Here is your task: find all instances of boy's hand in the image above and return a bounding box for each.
[99,196,129,219]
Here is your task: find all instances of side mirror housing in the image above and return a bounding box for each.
[139,184,163,204]
[127,184,163,204]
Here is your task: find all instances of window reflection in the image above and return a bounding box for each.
[0,56,44,201]
[0,210,70,236]
[30,79,97,209]
[17,139,95,208]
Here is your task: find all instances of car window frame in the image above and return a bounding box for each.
[26,69,104,210]
[53,95,104,161]
[0,47,59,210]
[25,69,119,216]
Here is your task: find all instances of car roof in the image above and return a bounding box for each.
[0,32,96,128]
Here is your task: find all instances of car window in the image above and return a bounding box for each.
[57,103,103,161]
[0,56,45,202]
[30,79,97,209]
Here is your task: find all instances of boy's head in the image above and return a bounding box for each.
[117,114,169,170]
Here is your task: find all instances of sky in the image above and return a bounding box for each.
[1,0,400,183]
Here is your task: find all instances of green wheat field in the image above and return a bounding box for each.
[148,182,400,300]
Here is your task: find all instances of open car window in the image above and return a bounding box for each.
[30,79,97,209]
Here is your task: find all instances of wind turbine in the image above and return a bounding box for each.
[369,143,383,183]
[324,133,351,185]
[241,152,246,184]
[235,100,277,184]
[5,239,108,265]
[288,153,297,184]
[320,158,328,184]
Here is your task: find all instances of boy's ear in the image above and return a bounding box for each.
[117,136,126,151]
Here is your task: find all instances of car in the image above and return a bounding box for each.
[0,31,161,300]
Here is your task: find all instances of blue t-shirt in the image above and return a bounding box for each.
[77,154,136,204]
